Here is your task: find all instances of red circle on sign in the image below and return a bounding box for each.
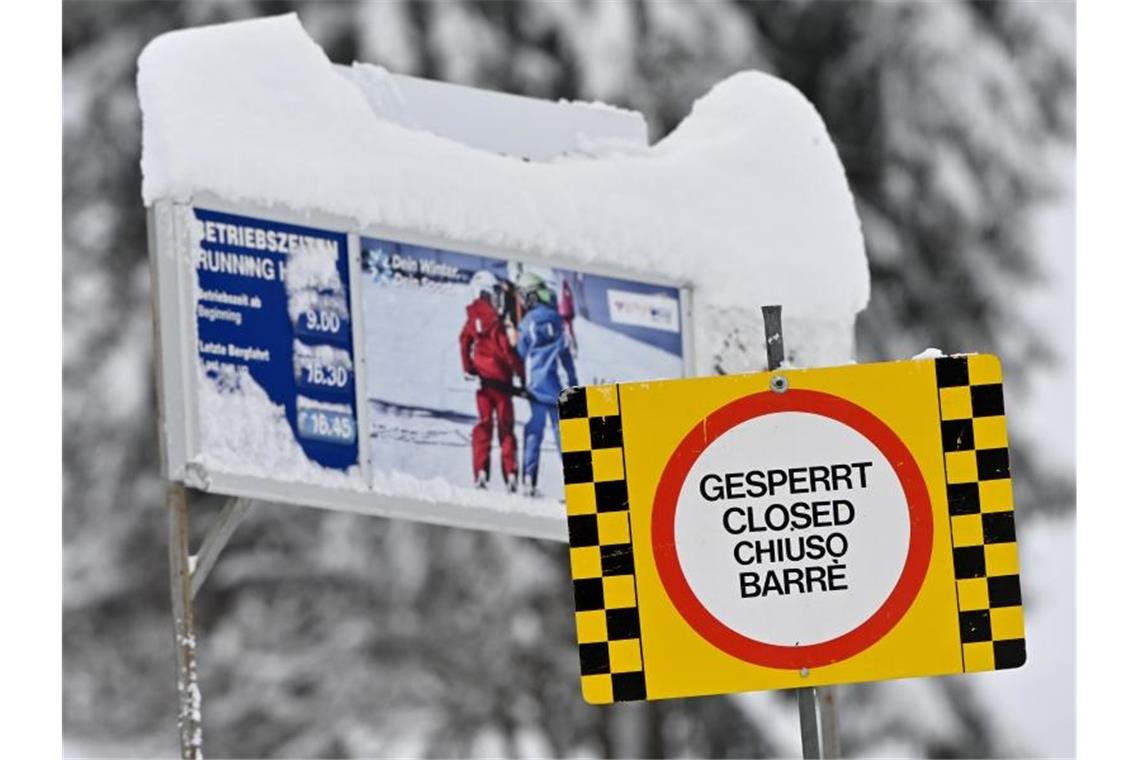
[651,388,933,669]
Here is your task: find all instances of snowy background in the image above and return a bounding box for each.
[63,2,1074,758]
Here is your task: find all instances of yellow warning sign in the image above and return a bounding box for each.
[557,354,1025,704]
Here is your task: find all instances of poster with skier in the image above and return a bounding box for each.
[360,236,686,499]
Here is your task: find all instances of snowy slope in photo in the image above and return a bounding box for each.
[362,276,680,412]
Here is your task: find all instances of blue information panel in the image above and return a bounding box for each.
[194,208,358,471]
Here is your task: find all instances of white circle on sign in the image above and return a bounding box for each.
[672,411,910,647]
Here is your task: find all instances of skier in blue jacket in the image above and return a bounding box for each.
[515,273,578,496]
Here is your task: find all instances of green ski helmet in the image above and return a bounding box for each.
[517,271,555,309]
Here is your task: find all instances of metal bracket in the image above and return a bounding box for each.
[190,496,254,600]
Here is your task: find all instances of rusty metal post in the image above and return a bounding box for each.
[818,685,841,758]
[168,483,204,759]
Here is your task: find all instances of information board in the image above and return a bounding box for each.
[557,355,1025,703]
[148,199,690,540]
[194,208,359,472]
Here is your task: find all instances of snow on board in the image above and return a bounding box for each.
[139,14,869,540]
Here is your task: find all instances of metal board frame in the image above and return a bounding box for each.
[338,66,650,161]
[148,191,695,542]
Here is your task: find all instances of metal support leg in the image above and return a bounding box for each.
[168,483,203,759]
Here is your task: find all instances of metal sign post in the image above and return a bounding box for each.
[167,483,202,760]
[150,205,259,759]
[762,305,841,760]
[164,488,254,759]
[150,206,202,760]
[797,685,841,759]
[165,486,256,759]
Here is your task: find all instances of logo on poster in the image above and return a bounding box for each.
[607,289,680,333]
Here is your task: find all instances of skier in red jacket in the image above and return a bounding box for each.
[459,271,526,491]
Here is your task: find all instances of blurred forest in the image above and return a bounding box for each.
[63,1,1075,757]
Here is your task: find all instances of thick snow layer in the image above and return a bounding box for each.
[138,13,868,324]
[195,363,366,489]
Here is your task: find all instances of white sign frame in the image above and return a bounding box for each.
[148,192,694,541]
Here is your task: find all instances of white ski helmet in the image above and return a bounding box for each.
[470,270,498,300]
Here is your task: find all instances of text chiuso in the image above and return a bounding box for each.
[697,462,873,599]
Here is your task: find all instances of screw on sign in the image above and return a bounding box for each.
[556,352,1025,708]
